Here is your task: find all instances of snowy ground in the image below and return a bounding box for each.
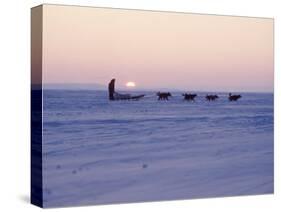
[42,90,273,207]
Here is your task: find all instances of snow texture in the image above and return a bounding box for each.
[42,90,273,207]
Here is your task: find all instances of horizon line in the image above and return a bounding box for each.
[32,85,273,94]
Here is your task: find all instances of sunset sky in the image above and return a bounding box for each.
[41,4,274,92]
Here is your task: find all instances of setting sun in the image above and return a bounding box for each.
[126,81,136,87]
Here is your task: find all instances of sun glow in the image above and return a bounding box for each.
[126,81,136,87]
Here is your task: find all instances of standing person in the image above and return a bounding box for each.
[108,79,115,100]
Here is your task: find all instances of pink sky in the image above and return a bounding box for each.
[42,5,274,92]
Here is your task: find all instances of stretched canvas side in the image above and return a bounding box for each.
[31,5,43,208]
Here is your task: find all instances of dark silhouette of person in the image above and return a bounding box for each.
[108,79,115,100]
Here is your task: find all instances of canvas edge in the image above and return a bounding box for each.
[31,5,44,208]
